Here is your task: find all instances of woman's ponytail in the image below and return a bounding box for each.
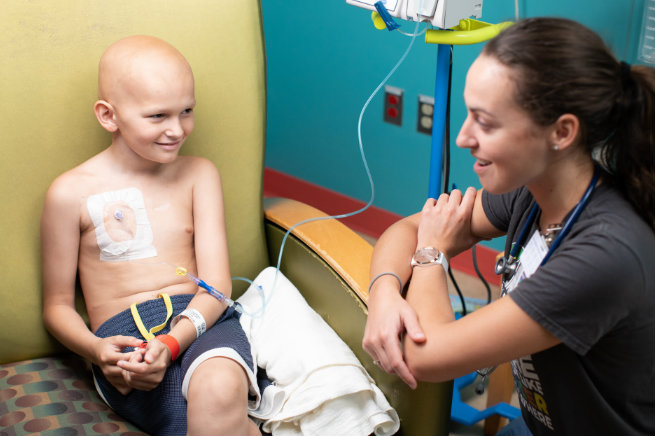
[601,63,655,230]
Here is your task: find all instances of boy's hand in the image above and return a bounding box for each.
[93,335,144,395]
[117,339,170,391]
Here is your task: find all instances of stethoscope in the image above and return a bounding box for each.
[495,167,600,294]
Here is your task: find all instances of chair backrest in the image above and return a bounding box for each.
[0,0,269,363]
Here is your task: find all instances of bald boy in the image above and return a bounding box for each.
[41,36,260,435]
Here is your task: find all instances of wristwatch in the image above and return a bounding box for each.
[411,247,449,273]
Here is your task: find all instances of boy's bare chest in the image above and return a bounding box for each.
[79,184,194,261]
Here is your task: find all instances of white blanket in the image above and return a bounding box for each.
[237,267,399,436]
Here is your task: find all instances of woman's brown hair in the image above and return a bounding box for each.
[483,17,655,230]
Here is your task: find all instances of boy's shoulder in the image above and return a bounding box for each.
[171,155,222,182]
[176,155,218,172]
[46,152,107,203]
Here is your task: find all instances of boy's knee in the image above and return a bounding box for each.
[186,358,255,435]
[188,357,249,405]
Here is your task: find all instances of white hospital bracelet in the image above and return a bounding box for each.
[171,308,207,338]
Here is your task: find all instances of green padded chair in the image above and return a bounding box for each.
[0,1,451,434]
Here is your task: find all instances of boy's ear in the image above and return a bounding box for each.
[549,113,579,151]
[94,100,118,133]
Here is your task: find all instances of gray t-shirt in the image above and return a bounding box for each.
[483,182,654,435]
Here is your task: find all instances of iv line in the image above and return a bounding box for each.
[255,8,425,318]
[157,6,425,319]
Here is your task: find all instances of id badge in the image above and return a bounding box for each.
[503,230,549,295]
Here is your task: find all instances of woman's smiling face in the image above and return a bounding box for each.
[456,54,554,194]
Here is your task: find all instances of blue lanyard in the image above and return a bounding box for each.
[508,167,600,268]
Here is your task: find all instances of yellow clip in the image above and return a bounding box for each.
[371,11,387,30]
[425,19,514,45]
[130,293,173,341]
[175,266,188,276]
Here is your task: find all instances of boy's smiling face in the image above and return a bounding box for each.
[97,36,196,166]
[111,57,196,165]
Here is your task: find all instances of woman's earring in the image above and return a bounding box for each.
[552,145,559,151]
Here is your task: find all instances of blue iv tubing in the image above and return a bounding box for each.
[257,12,425,318]
[175,267,242,313]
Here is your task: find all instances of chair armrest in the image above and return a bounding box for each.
[264,197,373,302]
[263,197,452,436]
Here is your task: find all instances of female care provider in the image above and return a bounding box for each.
[362,17,654,435]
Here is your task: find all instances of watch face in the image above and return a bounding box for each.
[414,247,440,264]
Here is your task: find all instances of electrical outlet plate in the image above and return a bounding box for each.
[384,85,403,126]
[417,94,435,135]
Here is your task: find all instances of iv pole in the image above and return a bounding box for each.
[424,19,513,197]
[371,12,513,197]
[428,43,451,197]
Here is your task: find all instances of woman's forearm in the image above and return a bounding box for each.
[402,265,456,380]
[369,214,421,291]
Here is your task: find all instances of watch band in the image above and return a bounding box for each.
[411,247,449,273]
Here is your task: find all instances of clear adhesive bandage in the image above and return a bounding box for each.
[86,187,157,262]
[171,308,207,338]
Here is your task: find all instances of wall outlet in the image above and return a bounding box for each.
[383,85,403,126]
[417,94,434,135]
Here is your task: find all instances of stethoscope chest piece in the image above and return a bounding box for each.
[495,256,518,277]
[494,167,600,292]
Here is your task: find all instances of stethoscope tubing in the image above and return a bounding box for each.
[496,168,600,279]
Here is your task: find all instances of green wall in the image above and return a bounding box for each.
[262,0,647,250]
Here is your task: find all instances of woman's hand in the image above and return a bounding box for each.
[362,278,426,389]
[417,187,477,259]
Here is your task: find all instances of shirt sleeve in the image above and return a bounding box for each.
[482,190,512,232]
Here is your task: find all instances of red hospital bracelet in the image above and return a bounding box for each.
[155,334,180,362]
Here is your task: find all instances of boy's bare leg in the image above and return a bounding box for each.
[186,357,260,436]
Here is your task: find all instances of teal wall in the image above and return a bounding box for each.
[262,0,647,250]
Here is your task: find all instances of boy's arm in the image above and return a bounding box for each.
[170,157,231,348]
[42,177,141,393]
[42,177,95,357]
[121,158,231,375]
